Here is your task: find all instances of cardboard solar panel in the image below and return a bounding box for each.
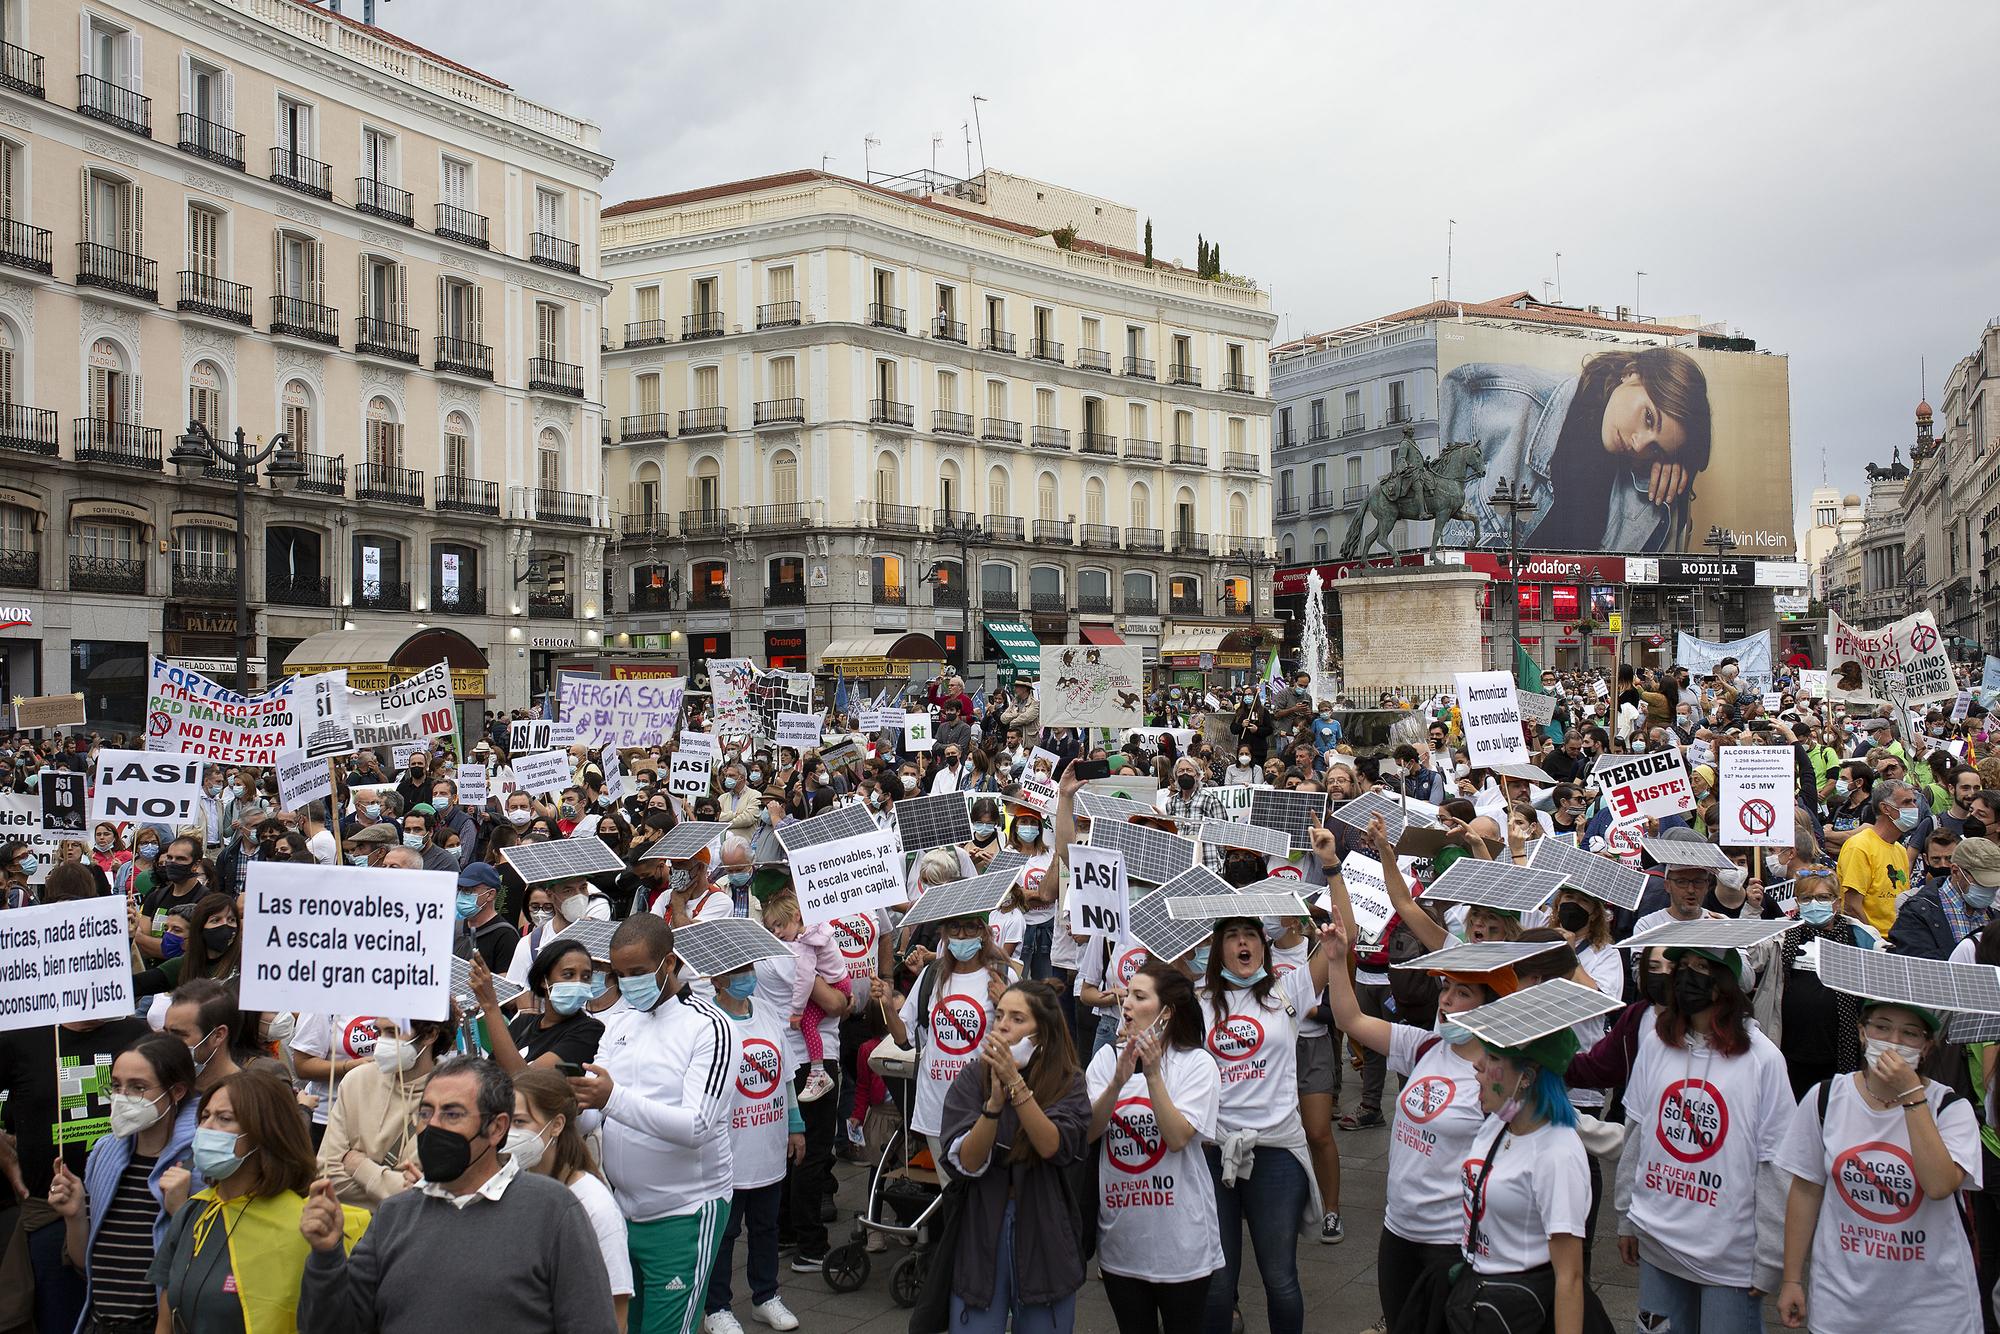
[498,836,627,886]
[1390,939,1571,974]
[552,917,619,962]
[1197,819,1292,860]
[449,955,526,1006]
[1528,837,1649,912]
[1166,891,1308,922]
[1814,940,2000,1014]
[1619,916,1802,951]
[1079,791,1176,827]
[673,918,793,978]
[776,803,879,855]
[983,848,1029,881]
[638,821,728,862]
[1947,1011,2000,1043]
[1328,790,1434,845]
[1126,866,1234,962]
[1419,859,1565,913]
[1248,789,1329,853]
[1454,978,1623,1051]
[1089,817,1199,886]
[1641,837,1738,873]
[898,869,1021,930]
[892,792,973,855]
[1482,762,1556,786]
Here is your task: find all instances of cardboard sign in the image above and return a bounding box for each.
[678,731,717,761]
[880,707,908,732]
[39,769,86,838]
[296,670,355,760]
[348,662,455,747]
[457,763,489,807]
[1760,692,1784,712]
[668,752,712,799]
[601,745,626,801]
[1335,851,1396,945]
[1718,745,1795,848]
[0,792,55,881]
[89,750,201,827]
[146,657,299,765]
[273,749,332,812]
[558,675,687,749]
[1800,669,1828,700]
[511,720,553,752]
[857,707,883,732]
[1014,772,1060,817]
[511,749,572,798]
[1591,748,1695,822]
[1040,644,1144,729]
[1066,845,1128,937]
[1953,690,1973,723]
[1453,671,1530,766]
[776,711,823,752]
[12,692,85,731]
[0,897,135,1032]
[390,743,423,772]
[1517,691,1558,726]
[240,863,456,1022]
[1828,609,1956,706]
[790,829,907,926]
[903,713,934,753]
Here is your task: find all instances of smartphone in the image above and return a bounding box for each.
[1070,758,1111,781]
[556,1061,585,1078]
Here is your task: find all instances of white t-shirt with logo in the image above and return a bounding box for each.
[1775,1075,1982,1334]
[1568,944,1626,1111]
[722,999,795,1190]
[1270,939,1323,1039]
[1198,965,1317,1136]
[898,965,997,1136]
[1086,1042,1224,1283]
[1460,1117,1591,1273]
[988,908,1026,956]
[1385,1024,1487,1245]
[1018,851,1058,926]
[1079,937,1151,1023]
[1625,1022,1794,1287]
[291,1014,380,1126]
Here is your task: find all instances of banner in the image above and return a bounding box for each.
[511,720,553,752]
[558,675,687,749]
[0,897,135,1031]
[275,749,333,812]
[0,792,55,881]
[89,750,201,827]
[1981,656,2000,707]
[511,749,571,798]
[146,657,300,765]
[1827,609,1957,707]
[39,769,87,838]
[1040,644,1145,730]
[1674,631,1773,694]
[239,863,455,1022]
[441,552,460,601]
[708,658,759,734]
[348,662,455,748]
[1718,745,1794,848]
[1590,748,1695,821]
[775,711,823,752]
[297,670,355,760]
[1066,845,1128,938]
[790,829,906,926]
[1453,671,1530,766]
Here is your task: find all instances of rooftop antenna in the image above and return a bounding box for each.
[962,121,972,177]
[1635,270,1647,318]
[1445,219,1455,300]
[971,96,988,176]
[1554,251,1562,303]
[1820,445,1827,486]
[1430,275,1439,301]
[863,135,880,182]
[1541,280,1552,303]
[820,153,834,173]
[1921,356,1928,403]
[931,132,942,182]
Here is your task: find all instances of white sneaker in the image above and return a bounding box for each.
[751,1298,800,1331]
[865,1230,888,1253]
[798,1067,835,1103]
[704,1313,746,1334]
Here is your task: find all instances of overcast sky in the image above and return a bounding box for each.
[386,0,2000,535]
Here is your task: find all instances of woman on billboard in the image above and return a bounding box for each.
[1439,346,1713,552]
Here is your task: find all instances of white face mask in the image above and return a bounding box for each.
[108,1091,167,1138]
[373,1037,418,1073]
[263,1012,297,1047]
[1009,1036,1037,1069]
[1864,1037,1924,1071]
[503,1122,553,1171]
[561,893,592,923]
[506,809,532,826]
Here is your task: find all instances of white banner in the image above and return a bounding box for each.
[1040,644,1145,729]
[775,711,823,752]
[0,792,55,881]
[240,863,455,1022]
[790,829,907,926]
[0,897,135,1032]
[558,675,687,749]
[361,544,381,590]
[1066,845,1128,938]
[668,752,712,799]
[457,763,489,807]
[511,749,572,798]
[1675,630,1774,694]
[1453,670,1530,766]
[1718,745,1795,849]
[146,657,299,765]
[707,658,759,734]
[1591,748,1695,822]
[348,662,455,748]
[90,749,202,827]
[275,749,333,811]
[1827,609,1957,706]
[441,552,460,600]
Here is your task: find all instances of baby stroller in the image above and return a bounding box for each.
[820,1036,948,1307]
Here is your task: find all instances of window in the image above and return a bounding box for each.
[365,397,401,468]
[1279,470,1294,504]
[277,96,314,157]
[535,302,561,361]
[985,380,1009,421]
[936,369,958,412]
[876,358,898,403]
[1222,575,1249,608]
[1343,390,1360,422]
[935,283,956,319]
[0,139,16,223]
[1033,306,1054,341]
[1516,584,1542,621]
[872,554,903,598]
[772,452,799,507]
[0,503,33,555]
[186,203,221,275]
[1080,317,1101,351]
[1173,410,1192,446]
[984,295,1005,333]
[1084,478,1106,527]
[443,412,471,477]
[1128,403,1147,439]
[1389,380,1407,414]
[172,524,233,573]
[362,128,395,184]
[438,276,480,341]
[636,373,661,415]
[1126,326,1145,359]
[282,380,311,454]
[1309,399,1326,433]
[1313,527,1329,561]
[440,156,469,209]
[181,55,232,127]
[1346,456,1362,487]
[1037,473,1058,522]
[187,360,223,436]
[362,255,405,323]
[873,268,896,308]
[981,562,1016,599]
[1226,343,1245,377]
[768,266,795,305]
[768,357,797,402]
[694,365,719,409]
[692,276,717,316]
[0,322,13,404]
[87,339,136,424]
[1281,536,1294,563]
[1130,483,1151,530]
[537,439,560,494]
[84,18,137,89]
[1034,387,1054,427]
[1030,565,1063,601]
[874,453,899,508]
[1228,492,1248,538]
[1175,495,1196,536]
[986,467,1009,517]
[1169,573,1200,605]
[74,521,135,562]
[1228,418,1245,451]
[938,461,960,515]
[535,187,562,239]
[1551,586,1580,621]
[1122,570,1154,605]
[635,285,660,323]
[690,459,722,515]
[82,170,140,251]
[275,230,322,302]
[1311,462,1326,495]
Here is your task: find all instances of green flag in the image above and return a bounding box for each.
[1262,649,1281,686]
[1514,640,1543,693]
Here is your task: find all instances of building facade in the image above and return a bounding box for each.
[595,169,1276,686]
[1824,449,1908,631]
[0,0,612,728]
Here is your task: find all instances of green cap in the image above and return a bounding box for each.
[1860,997,1945,1035]
[1491,1026,1581,1077]
[1666,945,1747,988]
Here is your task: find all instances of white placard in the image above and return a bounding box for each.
[1592,678,1610,699]
[457,763,489,807]
[1335,850,1395,945]
[1761,692,1784,712]
[1014,772,1059,816]
[297,670,355,760]
[0,897,135,1032]
[1517,691,1557,726]
[1028,746,1061,776]
[1718,745,1795,848]
[790,829,907,926]
[87,749,200,827]
[1590,747,1696,822]
[1953,690,1973,723]
[1800,669,1828,700]
[239,863,456,1022]
[0,792,56,881]
[1453,671,1530,766]
[880,707,908,732]
[678,731,717,761]
[668,751,712,799]
[511,749,572,798]
[856,707,883,732]
[1208,784,1256,823]
[776,711,823,752]
[1040,644,1145,729]
[390,742,422,771]
[548,721,577,749]
[511,720,552,752]
[275,749,333,811]
[1066,844,1128,938]
[601,745,625,801]
[903,713,934,753]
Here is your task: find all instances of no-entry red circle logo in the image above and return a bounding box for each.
[1402,1074,1457,1124]
[1105,1096,1167,1175]
[736,1037,782,1100]
[1655,1078,1730,1162]
[147,711,172,738]
[1461,1156,1490,1222]
[1114,947,1148,987]
[1268,864,1302,881]
[1910,624,1938,653]
[930,995,986,1055]
[339,1017,380,1059]
[1833,1140,1922,1225]
[832,914,876,960]
[1208,1014,1265,1062]
[1021,866,1047,897]
[1738,800,1776,836]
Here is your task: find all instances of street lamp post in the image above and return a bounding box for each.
[1489,476,1536,676]
[929,514,985,682]
[171,423,306,686]
[1703,524,1737,639]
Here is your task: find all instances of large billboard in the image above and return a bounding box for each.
[1432,323,1794,557]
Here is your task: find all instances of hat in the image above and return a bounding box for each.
[409,802,436,818]
[456,862,502,890]
[1450,978,1615,1076]
[1859,997,1946,1034]
[1666,945,1748,988]
[348,822,397,846]
[1953,837,2000,888]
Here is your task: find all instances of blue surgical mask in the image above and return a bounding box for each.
[971,822,998,841]
[454,891,480,920]
[1435,1015,1474,1046]
[1189,947,1211,974]
[347,853,370,866]
[1224,968,1267,989]
[364,803,382,820]
[1834,779,1850,798]
[947,936,984,961]
[1964,881,1997,913]
[588,971,609,999]
[722,973,759,999]
[725,871,752,889]
[1894,806,1920,833]
[191,1127,250,1180]
[1799,899,1837,926]
[722,776,737,791]
[401,833,426,850]
[1014,823,1042,843]
[547,981,595,1015]
[161,932,186,959]
[137,842,160,859]
[619,961,670,1012]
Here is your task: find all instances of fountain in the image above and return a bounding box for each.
[1301,569,1336,703]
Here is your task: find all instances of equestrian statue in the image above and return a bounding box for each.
[1337,429,1486,563]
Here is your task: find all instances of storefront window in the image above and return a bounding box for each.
[1550,585,1579,621]
[71,639,147,730]
[1516,584,1541,621]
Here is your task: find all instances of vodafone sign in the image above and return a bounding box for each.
[1457,552,1627,584]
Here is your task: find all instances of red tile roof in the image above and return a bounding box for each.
[1276,292,1699,353]
[279,0,510,90]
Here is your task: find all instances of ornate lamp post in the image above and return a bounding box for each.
[171,423,306,684]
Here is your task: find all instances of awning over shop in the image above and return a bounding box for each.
[282,627,491,697]
[819,633,945,678]
[1078,625,1125,647]
[1160,629,1230,657]
[982,619,1042,672]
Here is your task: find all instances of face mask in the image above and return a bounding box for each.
[1190,947,1211,974]
[1224,967,1267,989]
[264,1012,297,1047]
[400,833,426,851]
[1010,1036,1036,1069]
[1495,1072,1531,1123]
[548,981,594,1015]
[971,823,998,842]
[374,1038,418,1073]
[415,1122,486,1183]
[1555,901,1591,933]
[1834,780,1850,798]
[1177,773,1197,791]
[455,891,481,920]
[108,1091,167,1138]
[748,770,764,786]
[364,803,382,820]
[528,908,555,928]
[619,961,670,1012]
[595,794,613,808]
[561,893,592,922]
[722,973,759,999]
[93,834,113,851]
[347,854,370,867]
[1864,1036,1925,1071]
[1894,806,1920,833]
[868,793,883,810]
[507,810,532,826]
[161,932,186,959]
[14,854,36,877]
[901,776,918,793]
[503,1123,553,1171]
[1799,899,1837,926]
[1238,755,1251,766]
[137,842,159,859]
[1015,823,1041,843]
[191,1127,251,1180]
[201,925,237,956]
[1434,1014,1473,1047]
[721,776,737,792]
[1674,968,1717,1017]
[433,794,452,808]
[947,936,984,962]
[725,871,752,889]
[1964,880,1998,912]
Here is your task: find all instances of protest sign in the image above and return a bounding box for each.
[1719,745,1795,848]
[677,730,716,761]
[1591,678,1610,699]
[1676,631,1774,693]
[1040,644,1144,729]
[707,658,759,734]
[0,792,55,880]
[1761,692,1784,712]
[240,863,455,1022]
[1208,784,1256,822]
[1827,609,1956,706]
[39,769,86,838]
[1066,845,1128,937]
[789,829,906,925]
[1953,691,1973,723]
[1014,772,1060,816]
[89,750,200,827]
[1590,748,1695,821]
[1980,656,2000,707]
[390,743,422,771]
[296,670,354,760]
[601,745,625,801]
[146,657,299,765]
[511,720,552,752]
[547,721,577,749]
[903,713,934,752]
[879,707,908,732]
[857,707,883,732]
[457,763,489,807]
[1799,669,1828,700]
[348,662,454,747]
[12,692,85,731]
[1517,691,1557,726]
[668,751,712,799]
[776,711,823,752]
[0,897,135,1032]
[1452,671,1530,766]
[511,749,571,798]
[275,749,333,811]
[558,675,686,749]
[1336,851,1396,945]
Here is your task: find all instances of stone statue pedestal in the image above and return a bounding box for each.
[1334,567,1491,695]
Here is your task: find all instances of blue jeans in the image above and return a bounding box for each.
[29,1218,85,1334]
[705,1179,784,1312]
[1092,1011,1120,1059]
[1637,1258,1764,1334]
[1203,1143,1307,1334]
[949,1199,1077,1334]
[1021,920,1054,980]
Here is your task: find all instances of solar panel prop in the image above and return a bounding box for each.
[1089,817,1198,886]
[1247,788,1329,853]
[1527,837,1649,912]
[1814,941,2000,1016]
[892,792,973,855]
[1077,791,1167,827]
[636,821,728,863]
[1482,762,1557,787]
[1452,978,1622,1053]
[1389,940,1573,975]
[499,835,628,886]
[1326,790,1428,844]
[1618,916,1802,951]
[1640,837,1738,873]
[1166,891,1308,922]
[551,917,619,963]
[775,803,879,856]
[450,956,526,1006]
[897,868,1022,931]
[672,918,794,979]
[1125,866,1233,962]
[1196,819,1292,861]
[1418,859,1565,914]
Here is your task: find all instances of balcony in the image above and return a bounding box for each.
[620,413,671,442]
[1274,429,1296,450]
[1033,519,1073,545]
[984,515,1025,542]
[745,503,809,531]
[1124,437,1162,462]
[1076,348,1111,374]
[527,488,596,527]
[76,242,156,301]
[0,404,57,456]
[73,419,162,471]
[270,148,332,199]
[1385,403,1414,426]
[1309,489,1339,513]
[267,572,330,608]
[1126,527,1164,553]
[1230,536,1271,559]
[1029,338,1064,363]
[176,113,243,170]
[356,317,420,364]
[0,548,34,589]
[354,462,425,507]
[624,319,669,348]
[1344,484,1368,507]
[981,328,1016,354]
[932,315,967,344]
[620,511,669,539]
[354,177,413,226]
[1077,592,1114,615]
[933,409,974,437]
[933,583,967,607]
[680,508,731,539]
[434,474,500,516]
[1079,523,1120,549]
[1031,592,1068,614]
[757,300,801,329]
[1220,595,1254,617]
[1224,451,1259,473]
[528,590,575,619]
[872,583,906,607]
[1308,420,1332,443]
[177,271,252,325]
[1123,355,1156,380]
[1169,363,1202,387]
[1173,531,1210,556]
[0,218,51,275]
[284,452,343,497]
[434,336,493,380]
[1032,425,1071,451]
[530,233,579,273]
[527,357,584,398]
[868,302,907,332]
[984,588,1019,611]
[1222,371,1256,395]
[354,580,412,612]
[755,397,805,426]
[432,585,485,616]
[1170,443,1209,468]
[626,584,674,613]
[683,311,725,341]
[76,75,149,136]
[1340,413,1366,436]
[1081,431,1117,456]
[0,41,43,98]
[1124,593,1158,615]
[1276,496,1301,518]
[766,580,808,606]
[172,560,238,600]
[70,555,146,595]
[426,202,490,249]
[980,417,1023,445]
[679,406,726,435]
[877,503,923,534]
[686,586,729,612]
[271,296,340,345]
[869,399,915,428]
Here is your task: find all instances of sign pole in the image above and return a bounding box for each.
[327,760,344,863]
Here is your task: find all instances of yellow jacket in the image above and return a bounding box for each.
[185,1188,368,1334]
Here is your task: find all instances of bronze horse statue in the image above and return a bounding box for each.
[1338,438,1487,563]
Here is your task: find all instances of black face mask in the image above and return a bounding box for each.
[415,1121,490,1183]
[1177,773,1197,791]
[202,925,237,955]
[1222,857,1265,888]
[1641,969,1672,1008]
[155,860,194,885]
[1555,901,1591,933]
[1674,968,1717,1017]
